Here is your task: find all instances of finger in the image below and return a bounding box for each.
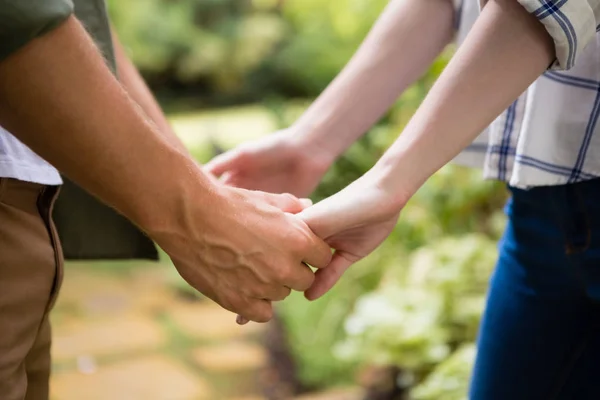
[300,198,313,208]
[297,197,348,240]
[262,192,310,214]
[204,151,240,177]
[237,298,274,323]
[237,284,289,324]
[248,284,292,302]
[304,252,354,301]
[300,227,333,269]
[221,171,240,187]
[267,286,292,301]
[283,262,317,292]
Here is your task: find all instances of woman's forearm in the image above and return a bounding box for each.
[292,0,455,165]
[372,0,554,202]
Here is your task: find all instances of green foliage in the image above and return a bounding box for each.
[411,344,476,400]
[335,234,497,371]
[278,163,506,391]
[107,0,400,102]
[278,242,406,387]
[107,1,506,396]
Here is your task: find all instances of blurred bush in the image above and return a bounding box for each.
[108,0,392,104]
[108,1,508,397]
[279,163,505,394]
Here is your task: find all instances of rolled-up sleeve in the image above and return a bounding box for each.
[0,0,74,61]
[481,0,599,70]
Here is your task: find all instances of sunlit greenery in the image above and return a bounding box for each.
[107,0,507,397]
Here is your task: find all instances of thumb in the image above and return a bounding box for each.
[297,197,346,239]
[304,252,356,300]
[204,150,241,177]
[261,192,312,214]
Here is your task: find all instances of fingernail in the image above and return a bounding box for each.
[236,315,249,325]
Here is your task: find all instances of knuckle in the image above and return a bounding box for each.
[277,288,292,301]
[253,303,273,323]
[282,193,297,203]
[301,271,315,290]
[294,234,312,255]
[319,246,333,265]
[272,263,292,283]
[223,294,243,314]
[236,147,253,162]
[261,306,274,322]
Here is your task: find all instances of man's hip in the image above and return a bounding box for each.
[0,178,63,400]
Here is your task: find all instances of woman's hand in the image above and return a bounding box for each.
[299,173,407,300]
[205,129,333,198]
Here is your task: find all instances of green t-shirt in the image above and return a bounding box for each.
[0,0,158,261]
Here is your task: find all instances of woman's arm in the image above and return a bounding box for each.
[290,0,456,164]
[373,0,554,202]
[300,0,556,300]
[206,0,456,196]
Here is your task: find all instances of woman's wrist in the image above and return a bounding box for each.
[372,146,426,202]
[361,161,415,217]
[286,124,339,174]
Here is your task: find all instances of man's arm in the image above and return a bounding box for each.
[206,0,455,195]
[111,28,188,154]
[0,15,332,322]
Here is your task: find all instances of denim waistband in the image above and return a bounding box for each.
[507,178,600,254]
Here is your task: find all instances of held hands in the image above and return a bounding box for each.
[205,131,407,302]
[154,184,332,323]
[299,176,403,300]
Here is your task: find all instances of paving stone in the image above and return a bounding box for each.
[52,315,165,361]
[56,266,175,316]
[56,269,131,314]
[51,355,211,400]
[192,341,267,372]
[170,303,266,340]
[294,388,364,400]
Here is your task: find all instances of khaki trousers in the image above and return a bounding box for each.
[0,178,63,400]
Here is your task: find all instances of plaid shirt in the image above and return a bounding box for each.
[453,0,600,188]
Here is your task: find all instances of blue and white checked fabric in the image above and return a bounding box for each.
[453,0,600,188]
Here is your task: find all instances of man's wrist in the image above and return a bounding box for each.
[130,153,220,240]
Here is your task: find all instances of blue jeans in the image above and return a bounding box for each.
[470,179,600,400]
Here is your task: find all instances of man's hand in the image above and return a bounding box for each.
[205,129,332,198]
[153,183,332,323]
[0,17,332,324]
[298,174,406,300]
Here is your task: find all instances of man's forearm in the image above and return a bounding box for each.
[112,28,189,154]
[0,16,211,232]
[372,0,554,202]
[292,0,455,164]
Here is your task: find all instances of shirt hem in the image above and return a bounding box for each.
[0,160,62,185]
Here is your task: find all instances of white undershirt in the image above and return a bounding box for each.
[0,126,62,185]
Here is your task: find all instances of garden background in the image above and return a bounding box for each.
[49,1,508,399]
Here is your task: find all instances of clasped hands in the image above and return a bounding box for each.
[200,129,405,324]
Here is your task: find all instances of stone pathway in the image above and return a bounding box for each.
[50,263,362,400]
